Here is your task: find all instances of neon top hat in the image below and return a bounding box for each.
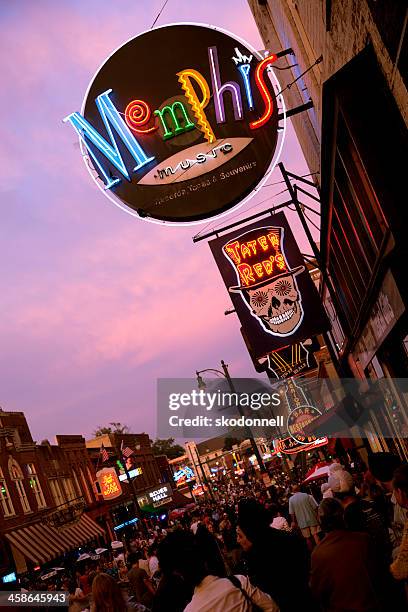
[222,226,304,292]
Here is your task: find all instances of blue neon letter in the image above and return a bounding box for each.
[63,89,155,189]
[238,64,254,110]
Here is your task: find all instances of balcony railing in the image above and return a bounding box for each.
[43,496,86,528]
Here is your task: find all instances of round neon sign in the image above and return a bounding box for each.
[64,23,285,224]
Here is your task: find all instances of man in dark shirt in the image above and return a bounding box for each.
[237,498,314,612]
[328,468,391,560]
[127,553,155,607]
[311,498,383,611]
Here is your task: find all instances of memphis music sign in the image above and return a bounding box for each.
[64,23,285,224]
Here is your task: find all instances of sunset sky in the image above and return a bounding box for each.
[0,0,318,442]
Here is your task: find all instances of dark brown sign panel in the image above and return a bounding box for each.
[210,213,329,358]
[64,24,285,224]
[242,326,319,377]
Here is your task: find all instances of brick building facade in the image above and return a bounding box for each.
[0,410,104,579]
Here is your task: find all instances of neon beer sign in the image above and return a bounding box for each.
[64,24,285,224]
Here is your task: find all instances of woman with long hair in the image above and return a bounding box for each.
[91,572,127,612]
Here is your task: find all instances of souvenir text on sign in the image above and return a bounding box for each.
[97,467,122,500]
[63,24,285,224]
[210,213,329,358]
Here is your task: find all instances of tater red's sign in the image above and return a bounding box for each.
[63,24,285,224]
[210,213,329,357]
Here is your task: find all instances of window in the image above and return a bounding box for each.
[86,467,97,499]
[72,469,82,498]
[328,111,389,329]
[15,480,30,513]
[49,479,65,507]
[0,469,15,517]
[79,468,93,504]
[26,464,46,509]
[9,459,30,513]
[63,478,76,502]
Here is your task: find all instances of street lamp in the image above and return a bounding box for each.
[195,360,266,473]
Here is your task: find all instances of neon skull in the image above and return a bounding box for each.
[246,273,303,335]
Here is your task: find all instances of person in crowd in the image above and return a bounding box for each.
[288,485,320,550]
[152,531,196,612]
[158,528,276,611]
[237,498,314,612]
[138,548,150,575]
[390,464,408,582]
[127,552,155,608]
[310,498,384,612]
[190,514,201,535]
[321,483,333,499]
[88,563,100,588]
[269,504,291,532]
[114,548,126,567]
[64,578,89,612]
[91,572,127,612]
[147,545,159,580]
[368,452,407,546]
[117,559,128,582]
[368,452,402,524]
[195,523,226,577]
[328,467,391,562]
[219,513,240,570]
[104,561,118,580]
[78,567,91,596]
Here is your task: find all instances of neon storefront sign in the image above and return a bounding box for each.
[64,23,285,224]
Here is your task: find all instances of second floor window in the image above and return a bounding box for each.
[14,479,31,513]
[63,478,76,502]
[26,464,46,509]
[49,479,65,507]
[0,468,15,517]
[9,461,30,514]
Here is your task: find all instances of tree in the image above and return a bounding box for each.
[150,437,185,459]
[93,422,130,437]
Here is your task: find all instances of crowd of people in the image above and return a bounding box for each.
[20,451,408,611]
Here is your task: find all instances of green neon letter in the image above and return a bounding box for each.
[154,101,195,140]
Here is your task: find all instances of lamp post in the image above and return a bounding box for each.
[195,360,266,473]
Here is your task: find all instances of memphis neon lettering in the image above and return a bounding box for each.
[64,47,278,189]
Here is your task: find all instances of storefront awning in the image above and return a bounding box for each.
[5,513,104,567]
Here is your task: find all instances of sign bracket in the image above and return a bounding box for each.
[193,199,293,243]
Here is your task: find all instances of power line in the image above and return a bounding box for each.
[193,173,320,238]
[275,55,323,98]
[151,0,170,29]
[262,172,319,188]
[193,188,290,238]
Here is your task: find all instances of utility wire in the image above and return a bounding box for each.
[262,172,319,188]
[275,55,323,97]
[194,173,320,238]
[151,0,169,29]
[193,187,290,238]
